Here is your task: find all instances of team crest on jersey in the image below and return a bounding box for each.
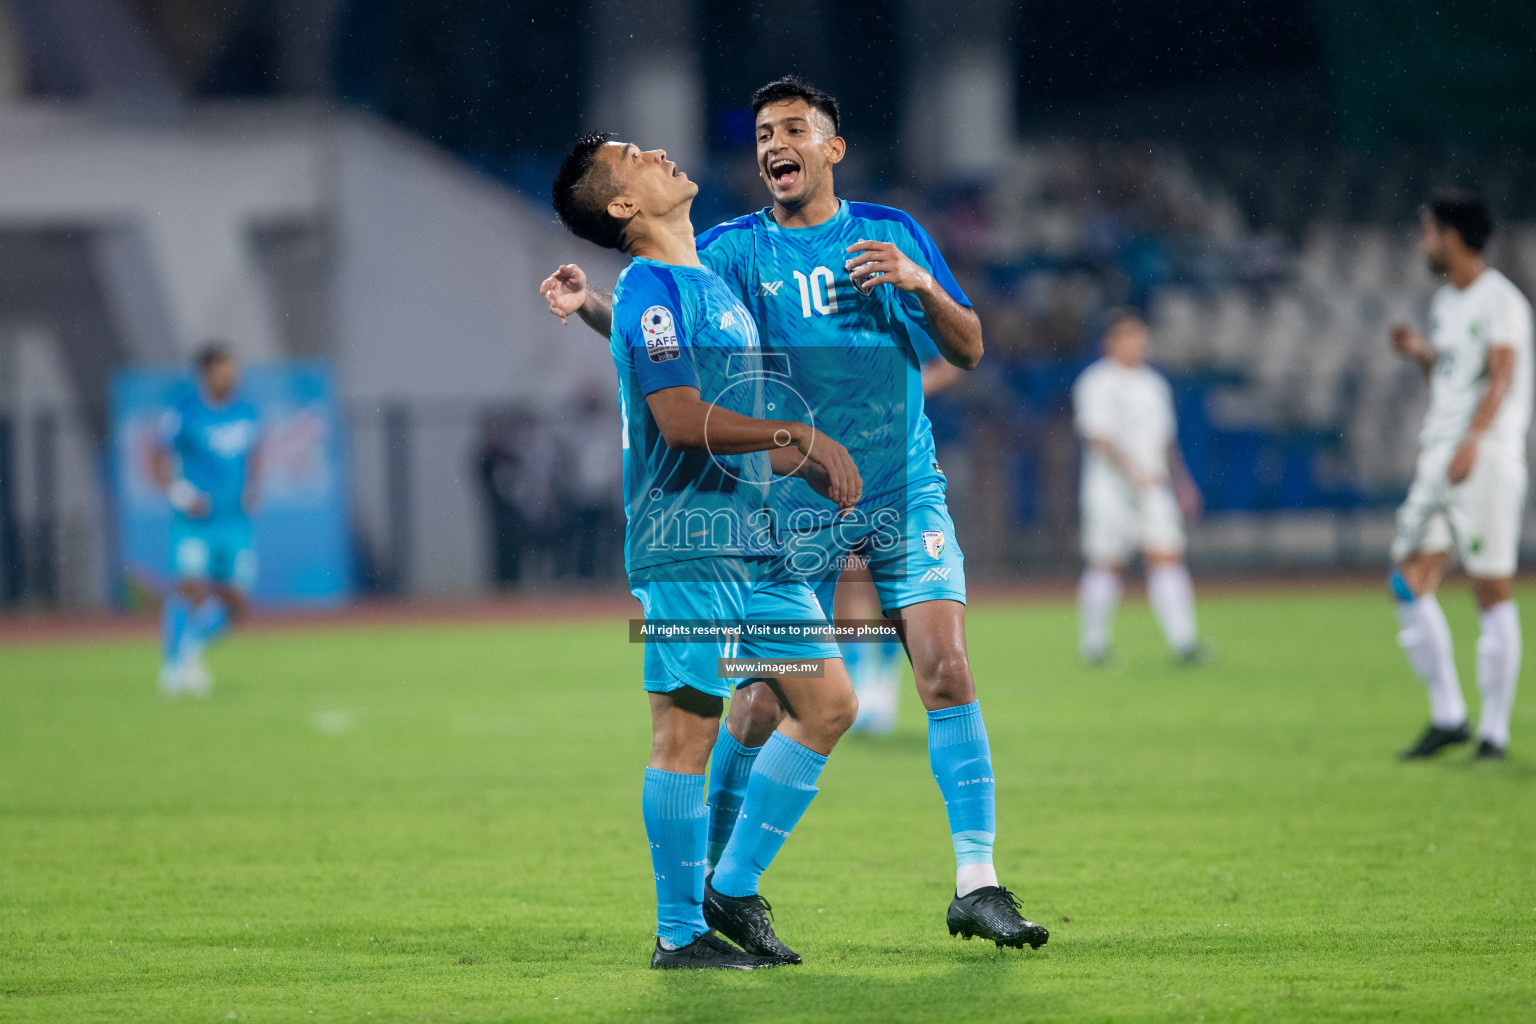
[206,420,256,457]
[921,530,946,559]
[757,281,784,296]
[641,305,679,362]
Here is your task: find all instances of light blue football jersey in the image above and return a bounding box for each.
[696,200,970,527]
[610,257,777,575]
[159,389,261,523]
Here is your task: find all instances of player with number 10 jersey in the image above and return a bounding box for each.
[541,75,1048,951]
[695,199,967,609]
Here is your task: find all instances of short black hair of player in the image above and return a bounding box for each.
[1100,307,1147,339]
[195,341,233,372]
[751,76,840,135]
[551,131,628,250]
[1424,188,1494,253]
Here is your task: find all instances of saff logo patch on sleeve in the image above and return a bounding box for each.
[641,305,680,362]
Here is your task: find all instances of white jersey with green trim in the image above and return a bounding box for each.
[1421,267,1533,458]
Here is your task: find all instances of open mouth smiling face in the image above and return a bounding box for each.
[756,99,832,200]
[766,154,803,192]
[755,97,848,209]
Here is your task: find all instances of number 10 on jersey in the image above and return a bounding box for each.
[792,267,839,318]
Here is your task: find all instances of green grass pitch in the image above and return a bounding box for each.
[2,585,1534,1023]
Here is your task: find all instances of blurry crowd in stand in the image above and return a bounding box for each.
[477,387,623,586]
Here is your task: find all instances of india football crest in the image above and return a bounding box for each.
[641,305,680,362]
[206,419,257,458]
[922,530,946,559]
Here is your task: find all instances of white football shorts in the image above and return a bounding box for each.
[1080,476,1186,565]
[1392,442,1527,578]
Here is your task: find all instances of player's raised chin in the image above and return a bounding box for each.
[755,99,845,205]
[595,141,699,230]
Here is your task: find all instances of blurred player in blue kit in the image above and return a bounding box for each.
[542,77,1048,950]
[550,132,867,969]
[151,344,262,697]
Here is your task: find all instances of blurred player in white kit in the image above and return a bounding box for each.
[1072,311,1205,665]
[1390,189,1532,762]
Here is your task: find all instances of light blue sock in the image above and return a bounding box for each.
[188,597,231,649]
[928,701,996,871]
[641,768,709,948]
[161,593,189,662]
[706,730,760,868]
[711,732,827,898]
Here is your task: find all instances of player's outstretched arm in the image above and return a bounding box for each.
[921,357,964,397]
[1390,323,1436,377]
[149,442,175,492]
[1088,436,1155,490]
[1447,344,1516,484]
[645,385,861,509]
[845,239,984,369]
[148,429,210,518]
[243,435,264,514]
[538,263,614,335]
[1168,442,1203,520]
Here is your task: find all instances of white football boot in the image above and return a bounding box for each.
[157,659,187,697]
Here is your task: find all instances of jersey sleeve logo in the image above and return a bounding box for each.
[641,305,680,362]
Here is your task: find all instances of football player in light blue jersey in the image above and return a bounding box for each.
[541,77,1048,951]
[549,132,865,970]
[151,344,262,697]
[838,358,964,735]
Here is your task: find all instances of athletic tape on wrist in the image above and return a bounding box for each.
[168,479,201,513]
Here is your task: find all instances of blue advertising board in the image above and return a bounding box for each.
[112,363,352,607]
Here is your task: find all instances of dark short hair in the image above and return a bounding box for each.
[751,75,840,134]
[551,132,627,250]
[1425,188,1494,252]
[195,342,233,372]
[1102,307,1147,339]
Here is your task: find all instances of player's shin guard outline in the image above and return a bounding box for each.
[1397,592,1467,729]
[711,732,826,898]
[188,596,231,650]
[162,592,190,661]
[1476,600,1520,748]
[1078,567,1121,657]
[1147,563,1197,652]
[705,730,759,868]
[927,701,996,870]
[642,767,710,948]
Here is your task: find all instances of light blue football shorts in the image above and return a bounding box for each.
[170,516,257,592]
[630,558,841,698]
[779,498,968,617]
